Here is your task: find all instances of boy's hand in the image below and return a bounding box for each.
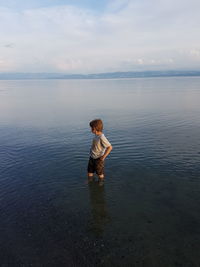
[100,146,112,161]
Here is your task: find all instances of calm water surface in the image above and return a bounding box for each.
[0,77,200,266]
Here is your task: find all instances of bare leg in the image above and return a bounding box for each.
[98,174,104,186]
[98,174,104,179]
[88,173,94,182]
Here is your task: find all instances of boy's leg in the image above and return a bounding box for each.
[87,157,95,178]
[87,173,94,183]
[98,174,104,180]
[98,175,104,186]
[96,159,105,180]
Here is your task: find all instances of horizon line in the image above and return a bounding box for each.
[0,70,200,80]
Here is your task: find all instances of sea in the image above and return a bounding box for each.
[0,77,200,266]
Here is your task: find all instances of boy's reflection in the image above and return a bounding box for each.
[87,179,110,237]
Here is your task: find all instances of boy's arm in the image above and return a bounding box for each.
[100,145,112,161]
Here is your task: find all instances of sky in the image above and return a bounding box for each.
[0,0,200,73]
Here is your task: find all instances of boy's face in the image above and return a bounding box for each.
[91,127,97,134]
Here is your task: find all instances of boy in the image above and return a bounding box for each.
[88,119,112,180]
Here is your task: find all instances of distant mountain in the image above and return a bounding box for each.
[0,70,200,80]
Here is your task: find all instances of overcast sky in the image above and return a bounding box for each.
[0,0,200,73]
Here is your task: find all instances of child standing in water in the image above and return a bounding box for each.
[88,119,112,181]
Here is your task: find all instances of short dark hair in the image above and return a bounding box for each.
[89,119,103,131]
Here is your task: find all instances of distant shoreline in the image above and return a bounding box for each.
[0,70,200,80]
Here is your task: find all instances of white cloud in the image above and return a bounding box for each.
[137,59,144,65]
[190,49,200,57]
[0,1,200,72]
[0,58,15,71]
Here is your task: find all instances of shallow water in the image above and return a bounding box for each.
[0,77,200,266]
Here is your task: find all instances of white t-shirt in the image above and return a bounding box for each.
[90,133,111,159]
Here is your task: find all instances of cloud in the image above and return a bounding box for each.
[137,59,144,65]
[0,58,15,71]
[190,49,200,57]
[106,0,130,12]
[0,0,200,72]
[3,43,15,48]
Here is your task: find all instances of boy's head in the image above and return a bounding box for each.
[89,119,103,133]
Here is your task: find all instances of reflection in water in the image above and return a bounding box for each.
[87,179,110,237]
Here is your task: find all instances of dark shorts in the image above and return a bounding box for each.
[87,157,104,175]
